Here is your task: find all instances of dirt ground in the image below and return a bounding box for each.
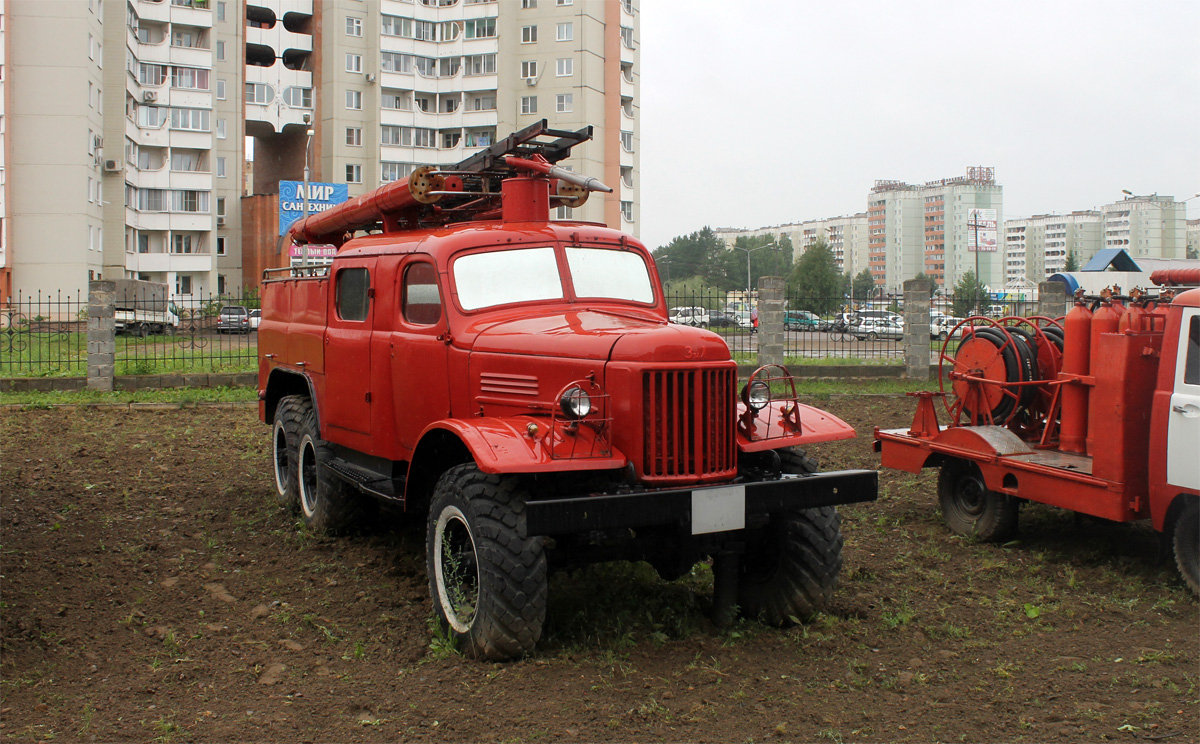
[2,397,1196,743]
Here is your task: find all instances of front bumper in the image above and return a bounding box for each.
[526,469,877,537]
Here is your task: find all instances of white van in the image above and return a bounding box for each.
[669,306,709,327]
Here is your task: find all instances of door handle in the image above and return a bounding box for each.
[1173,404,1199,416]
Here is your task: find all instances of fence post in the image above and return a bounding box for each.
[903,279,932,380]
[88,281,115,391]
[1038,282,1067,319]
[757,276,785,368]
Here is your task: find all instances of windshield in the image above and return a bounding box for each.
[453,244,654,311]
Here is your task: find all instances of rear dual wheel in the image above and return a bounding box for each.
[1173,500,1199,596]
[291,399,364,534]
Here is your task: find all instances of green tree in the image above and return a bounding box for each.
[851,269,875,301]
[1064,251,1080,272]
[951,270,986,317]
[787,239,843,315]
[652,227,727,287]
[662,276,726,311]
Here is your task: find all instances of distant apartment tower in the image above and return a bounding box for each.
[1,0,218,302]
[1004,211,1103,284]
[237,0,639,293]
[1187,219,1200,259]
[867,168,1003,295]
[716,214,869,277]
[1101,194,1188,259]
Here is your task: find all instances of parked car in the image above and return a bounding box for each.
[986,304,1007,318]
[730,310,753,329]
[249,309,262,330]
[931,315,965,341]
[854,317,904,341]
[706,310,743,329]
[216,305,251,334]
[784,310,823,331]
[668,306,709,327]
[853,309,902,327]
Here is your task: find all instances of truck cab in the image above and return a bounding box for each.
[258,122,877,659]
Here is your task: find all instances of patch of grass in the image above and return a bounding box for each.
[0,386,258,407]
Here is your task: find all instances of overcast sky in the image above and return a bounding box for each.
[638,0,1200,251]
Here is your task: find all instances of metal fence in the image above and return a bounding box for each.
[1,288,258,378]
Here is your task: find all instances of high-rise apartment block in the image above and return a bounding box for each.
[0,0,638,303]
[715,214,870,277]
[1004,211,1103,284]
[1101,194,1188,259]
[235,0,638,293]
[867,168,1004,294]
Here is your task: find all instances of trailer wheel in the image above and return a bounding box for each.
[137,323,149,338]
[271,395,305,511]
[295,400,363,534]
[426,464,546,660]
[1173,499,1199,596]
[738,449,843,624]
[938,459,1017,542]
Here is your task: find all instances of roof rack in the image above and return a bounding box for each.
[288,120,610,246]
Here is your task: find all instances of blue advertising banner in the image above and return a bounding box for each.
[278,181,350,235]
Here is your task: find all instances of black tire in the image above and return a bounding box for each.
[1172,499,1199,596]
[426,464,547,661]
[938,331,949,342]
[938,459,1017,541]
[295,400,363,534]
[271,395,305,511]
[137,323,149,338]
[738,449,843,624]
[867,332,879,342]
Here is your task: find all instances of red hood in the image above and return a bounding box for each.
[467,309,731,363]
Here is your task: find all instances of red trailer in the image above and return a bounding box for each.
[876,274,1200,594]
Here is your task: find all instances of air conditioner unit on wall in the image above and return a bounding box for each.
[364,73,376,83]
[217,216,226,226]
[525,78,536,86]
[143,90,157,103]
[104,159,122,172]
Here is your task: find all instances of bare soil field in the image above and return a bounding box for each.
[2,397,1196,743]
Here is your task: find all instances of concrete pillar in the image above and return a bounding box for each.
[903,279,932,380]
[1038,282,1068,320]
[87,281,115,391]
[757,276,785,368]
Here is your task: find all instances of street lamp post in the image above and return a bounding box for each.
[733,241,779,312]
[301,121,315,271]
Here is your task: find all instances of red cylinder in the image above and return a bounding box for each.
[1059,300,1092,453]
[501,177,551,223]
[1085,300,1123,455]
[1119,301,1145,333]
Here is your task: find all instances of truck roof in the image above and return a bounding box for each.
[333,220,643,261]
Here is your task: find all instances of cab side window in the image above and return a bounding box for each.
[337,267,371,321]
[1185,315,1199,386]
[403,262,441,326]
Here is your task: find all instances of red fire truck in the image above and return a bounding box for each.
[258,122,877,659]
[876,273,1200,594]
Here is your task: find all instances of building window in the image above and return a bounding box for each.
[621,201,633,222]
[521,60,537,79]
[172,234,194,254]
[556,93,573,113]
[283,87,313,108]
[216,195,226,218]
[217,236,226,256]
[381,89,412,110]
[620,130,633,152]
[471,95,495,111]
[464,54,496,76]
[556,22,573,41]
[557,0,573,4]
[171,108,211,131]
[346,127,362,146]
[216,119,227,139]
[346,53,362,73]
[556,58,573,77]
[216,40,225,60]
[463,18,496,39]
[171,67,210,90]
[346,17,363,37]
[521,25,537,43]
[346,90,362,110]
[620,26,634,49]
[178,276,193,295]
[346,164,362,183]
[216,79,226,99]
[217,157,226,178]
[381,162,412,182]
[521,96,537,114]
[217,1,225,21]
[522,0,536,7]
[245,82,274,104]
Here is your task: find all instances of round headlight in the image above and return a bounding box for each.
[560,387,592,419]
[742,380,770,411]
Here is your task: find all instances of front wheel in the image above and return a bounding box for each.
[1173,499,1199,596]
[427,464,547,660]
[738,449,843,624]
[938,460,1017,541]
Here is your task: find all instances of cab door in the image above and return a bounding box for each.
[390,257,452,454]
[1167,309,1200,491]
[324,259,376,437]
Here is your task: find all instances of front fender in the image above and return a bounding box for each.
[737,401,857,453]
[422,416,629,474]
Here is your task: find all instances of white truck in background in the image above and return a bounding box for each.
[112,280,179,337]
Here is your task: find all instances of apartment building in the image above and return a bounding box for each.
[235,0,639,294]
[1101,194,1188,259]
[1,0,218,303]
[715,213,870,277]
[868,167,1004,295]
[0,0,8,301]
[1004,211,1103,284]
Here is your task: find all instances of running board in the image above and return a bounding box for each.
[323,458,404,502]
